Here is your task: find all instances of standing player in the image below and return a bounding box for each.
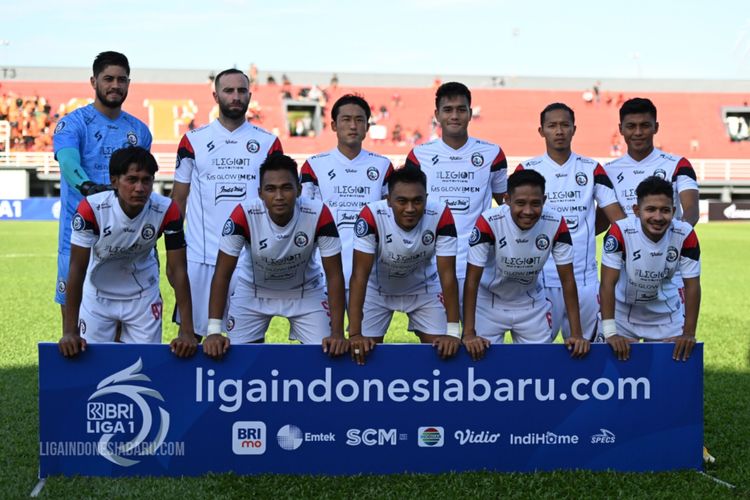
[171,68,282,338]
[462,170,589,359]
[58,147,196,358]
[348,166,460,365]
[600,176,701,361]
[516,103,625,340]
[404,82,507,297]
[53,51,152,328]
[300,94,394,291]
[605,98,699,225]
[204,154,347,358]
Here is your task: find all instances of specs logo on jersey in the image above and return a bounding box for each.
[54,121,65,134]
[127,132,138,146]
[294,232,309,247]
[616,172,624,183]
[431,155,439,165]
[72,213,85,231]
[259,238,268,250]
[471,152,484,167]
[421,230,435,246]
[78,318,86,335]
[385,234,393,244]
[654,169,667,180]
[469,227,480,245]
[498,236,507,248]
[666,246,679,262]
[575,172,588,186]
[94,130,103,142]
[327,169,336,180]
[207,141,215,152]
[633,249,641,260]
[535,234,550,250]
[367,166,379,181]
[141,224,156,240]
[604,235,619,253]
[354,218,369,237]
[222,220,235,236]
[246,140,260,153]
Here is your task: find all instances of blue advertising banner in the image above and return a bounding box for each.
[38,343,703,477]
[0,198,60,220]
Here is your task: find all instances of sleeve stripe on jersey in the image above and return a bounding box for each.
[553,218,573,246]
[177,135,195,160]
[672,157,697,181]
[315,205,339,240]
[513,163,524,174]
[436,206,457,237]
[471,216,494,246]
[490,149,508,172]
[76,198,99,235]
[268,137,284,155]
[299,161,319,186]
[404,150,421,168]
[593,164,615,188]
[382,163,395,186]
[681,230,700,261]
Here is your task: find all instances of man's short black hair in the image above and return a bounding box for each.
[619,97,657,122]
[259,153,299,186]
[109,147,158,177]
[93,51,130,77]
[387,165,426,193]
[214,68,249,92]
[508,169,546,196]
[435,82,471,110]
[636,175,673,204]
[331,94,371,121]
[540,102,575,126]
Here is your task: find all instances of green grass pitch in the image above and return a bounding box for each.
[0,221,748,498]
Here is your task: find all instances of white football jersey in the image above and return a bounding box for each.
[353,199,457,295]
[468,204,573,309]
[174,120,283,264]
[220,197,341,298]
[71,191,184,299]
[604,148,698,220]
[516,152,618,287]
[300,148,393,284]
[405,137,507,278]
[601,216,700,325]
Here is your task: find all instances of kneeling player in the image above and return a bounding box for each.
[205,153,347,358]
[462,169,589,360]
[348,165,461,365]
[58,147,197,358]
[600,176,701,361]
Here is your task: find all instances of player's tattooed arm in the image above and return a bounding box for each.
[349,250,376,365]
[59,244,90,358]
[321,253,348,357]
[461,263,490,361]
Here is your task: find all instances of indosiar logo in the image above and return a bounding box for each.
[86,358,170,467]
[418,426,444,447]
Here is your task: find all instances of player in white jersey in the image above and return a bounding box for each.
[462,170,590,360]
[300,94,394,289]
[600,176,701,362]
[203,154,347,359]
[348,166,460,364]
[59,147,197,358]
[171,68,283,338]
[605,98,699,225]
[404,82,507,295]
[516,103,626,340]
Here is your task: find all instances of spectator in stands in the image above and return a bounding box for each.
[330,73,339,90]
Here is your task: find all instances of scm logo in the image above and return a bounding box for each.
[346,428,400,446]
[232,421,266,455]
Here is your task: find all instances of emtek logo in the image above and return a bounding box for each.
[418,427,444,447]
[276,424,335,450]
[346,428,402,446]
[232,421,266,455]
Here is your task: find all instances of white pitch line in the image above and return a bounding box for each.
[1,254,56,258]
[697,470,736,489]
[29,478,46,497]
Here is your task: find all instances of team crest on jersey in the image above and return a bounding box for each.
[78,319,86,335]
[535,234,550,250]
[354,218,369,238]
[604,235,619,253]
[575,172,588,186]
[654,168,667,180]
[127,132,138,146]
[246,140,261,153]
[666,246,679,262]
[469,227,480,245]
[367,166,379,181]
[57,279,67,294]
[471,152,484,167]
[141,224,156,240]
[54,121,65,134]
[565,216,579,232]
[421,230,435,245]
[226,316,235,331]
[175,157,181,169]
[222,220,235,236]
[294,231,309,247]
[72,213,85,231]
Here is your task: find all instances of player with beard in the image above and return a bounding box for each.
[53,51,152,331]
[172,68,283,340]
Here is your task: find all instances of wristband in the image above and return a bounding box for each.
[446,322,461,339]
[207,318,223,335]
[602,319,617,339]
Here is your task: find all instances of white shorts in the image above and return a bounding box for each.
[227,283,331,344]
[79,287,162,344]
[474,290,553,344]
[546,283,600,341]
[361,290,446,338]
[174,261,235,335]
[615,298,685,341]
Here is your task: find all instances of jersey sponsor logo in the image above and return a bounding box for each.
[222,219,235,236]
[366,166,379,181]
[54,121,65,134]
[469,227,480,245]
[633,249,641,260]
[548,190,581,201]
[207,141,215,152]
[328,169,336,180]
[440,196,470,213]
[141,224,156,240]
[337,210,358,229]
[259,238,268,250]
[151,302,162,321]
[565,216,579,232]
[471,152,484,167]
[354,218,369,237]
[333,185,371,195]
[78,318,86,335]
[666,246,679,262]
[535,234,550,250]
[604,235,618,253]
[211,157,254,168]
[555,172,568,178]
[435,171,475,180]
[215,183,247,204]
[225,139,237,144]
[94,130,103,142]
[418,427,444,447]
[421,230,435,245]
[616,172,624,183]
[575,172,588,186]
[72,213,85,231]
[654,169,667,180]
[294,231,309,247]
[431,155,439,165]
[127,132,138,146]
[246,140,260,153]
